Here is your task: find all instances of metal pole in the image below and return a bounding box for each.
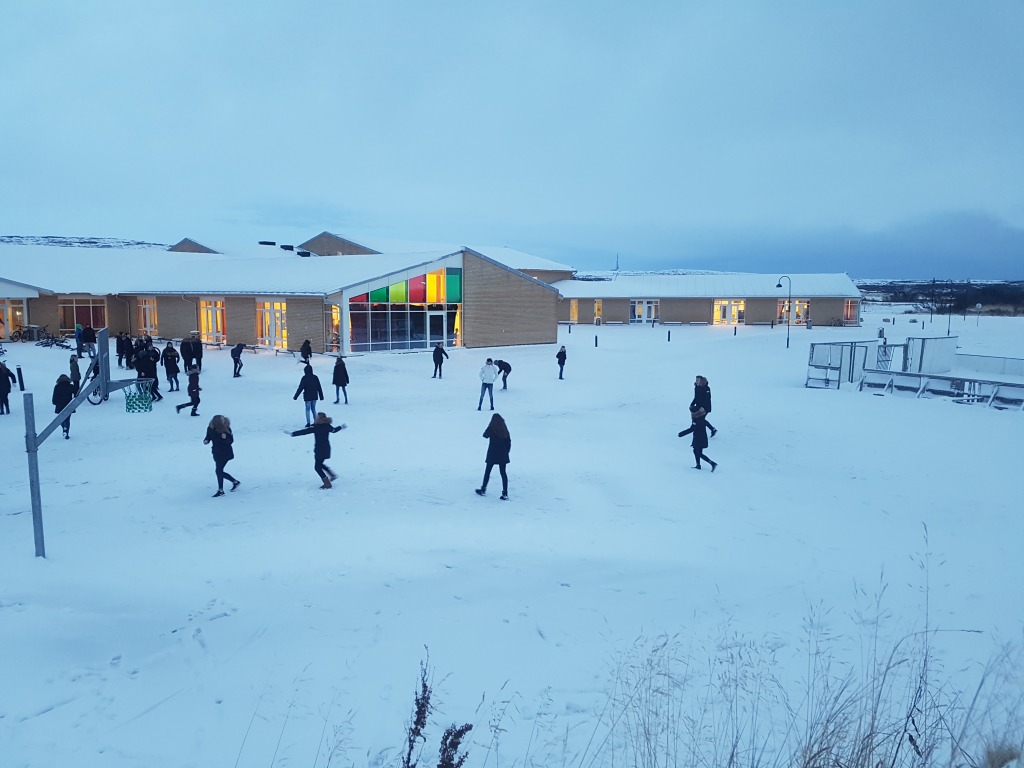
[24,392,45,558]
[786,284,791,349]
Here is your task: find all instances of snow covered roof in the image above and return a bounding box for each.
[0,245,458,296]
[551,272,862,299]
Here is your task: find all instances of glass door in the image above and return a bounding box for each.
[199,300,226,343]
[427,312,446,347]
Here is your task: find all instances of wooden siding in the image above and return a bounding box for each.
[743,299,778,324]
[225,297,257,345]
[106,296,130,334]
[285,296,327,352]
[660,298,713,323]
[600,298,630,323]
[26,295,58,331]
[299,232,379,256]
[521,269,574,284]
[154,296,200,338]
[462,254,558,348]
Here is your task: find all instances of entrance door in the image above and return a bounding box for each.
[427,312,446,347]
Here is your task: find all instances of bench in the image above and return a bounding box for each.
[660,321,682,326]
[202,341,222,350]
[688,321,709,326]
[750,321,774,327]
[275,348,297,358]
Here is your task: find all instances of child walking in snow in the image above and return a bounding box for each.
[678,408,717,472]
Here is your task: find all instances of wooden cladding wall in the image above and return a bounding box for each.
[462,254,558,348]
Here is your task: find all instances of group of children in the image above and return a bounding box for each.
[678,375,719,472]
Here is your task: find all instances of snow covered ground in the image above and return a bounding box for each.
[1,304,1021,767]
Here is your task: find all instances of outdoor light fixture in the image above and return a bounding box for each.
[777,276,792,349]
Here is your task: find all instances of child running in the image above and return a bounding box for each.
[290,412,347,489]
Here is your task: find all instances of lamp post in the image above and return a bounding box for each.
[776,275,792,349]
[946,280,953,337]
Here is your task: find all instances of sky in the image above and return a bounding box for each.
[1,307,1022,766]
[1,2,1023,279]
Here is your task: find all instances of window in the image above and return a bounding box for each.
[629,300,659,324]
[348,266,463,352]
[569,299,578,324]
[137,298,158,336]
[199,299,226,343]
[256,301,287,348]
[594,300,602,321]
[713,300,746,325]
[58,297,106,335]
[843,300,859,324]
[777,299,810,325]
[0,299,26,340]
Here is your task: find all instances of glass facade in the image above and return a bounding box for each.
[348,267,462,352]
[629,300,659,324]
[777,299,810,326]
[713,299,746,325]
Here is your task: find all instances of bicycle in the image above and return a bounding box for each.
[83,363,107,405]
[10,324,31,342]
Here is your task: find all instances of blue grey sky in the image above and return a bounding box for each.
[2,2,1022,278]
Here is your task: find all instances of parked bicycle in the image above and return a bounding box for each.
[34,326,73,350]
[9,324,32,342]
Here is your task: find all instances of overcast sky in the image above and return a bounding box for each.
[2,2,1022,278]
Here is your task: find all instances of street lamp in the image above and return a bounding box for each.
[776,275,792,349]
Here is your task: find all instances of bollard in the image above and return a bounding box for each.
[594,335,598,348]
[771,320,775,329]
[568,324,571,334]
[16,365,25,391]
[734,327,737,336]
[667,330,671,342]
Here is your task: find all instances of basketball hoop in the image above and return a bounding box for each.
[124,379,154,413]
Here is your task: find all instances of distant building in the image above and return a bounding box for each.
[554,272,862,327]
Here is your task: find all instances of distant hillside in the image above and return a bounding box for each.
[0,235,168,249]
[855,278,1024,314]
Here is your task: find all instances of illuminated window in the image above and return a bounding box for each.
[713,300,745,325]
[0,299,27,340]
[569,299,578,323]
[349,267,462,352]
[256,301,287,348]
[843,300,859,324]
[199,300,226,343]
[594,300,602,320]
[389,280,407,303]
[137,298,159,336]
[427,270,445,303]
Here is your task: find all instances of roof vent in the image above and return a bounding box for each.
[258,240,276,246]
[297,250,312,257]
[280,244,294,251]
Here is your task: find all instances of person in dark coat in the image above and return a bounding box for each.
[556,346,567,379]
[180,334,197,372]
[689,375,717,437]
[115,331,129,368]
[161,342,181,391]
[193,335,204,372]
[291,412,346,489]
[176,368,201,416]
[69,354,82,396]
[431,342,449,378]
[135,344,163,401]
[52,373,76,439]
[293,364,324,426]
[299,339,313,365]
[475,413,511,500]
[204,414,240,497]
[493,359,512,390]
[678,408,717,472]
[0,360,17,414]
[81,324,97,358]
[74,323,83,356]
[230,343,245,377]
[332,356,349,404]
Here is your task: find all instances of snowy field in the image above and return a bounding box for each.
[1,304,1022,767]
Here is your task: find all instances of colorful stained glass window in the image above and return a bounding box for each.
[408,275,426,303]
[370,286,389,303]
[389,280,407,303]
[446,269,462,303]
[350,293,368,304]
[427,270,445,303]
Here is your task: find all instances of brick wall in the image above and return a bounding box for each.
[462,254,559,348]
[155,296,200,339]
[661,298,714,323]
[225,297,256,345]
[286,296,327,351]
[743,298,778,324]
[26,295,58,331]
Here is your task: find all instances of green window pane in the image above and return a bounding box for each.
[370,286,389,303]
[446,273,462,303]
[389,280,407,302]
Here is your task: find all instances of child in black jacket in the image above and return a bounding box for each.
[678,408,717,472]
[291,412,346,489]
